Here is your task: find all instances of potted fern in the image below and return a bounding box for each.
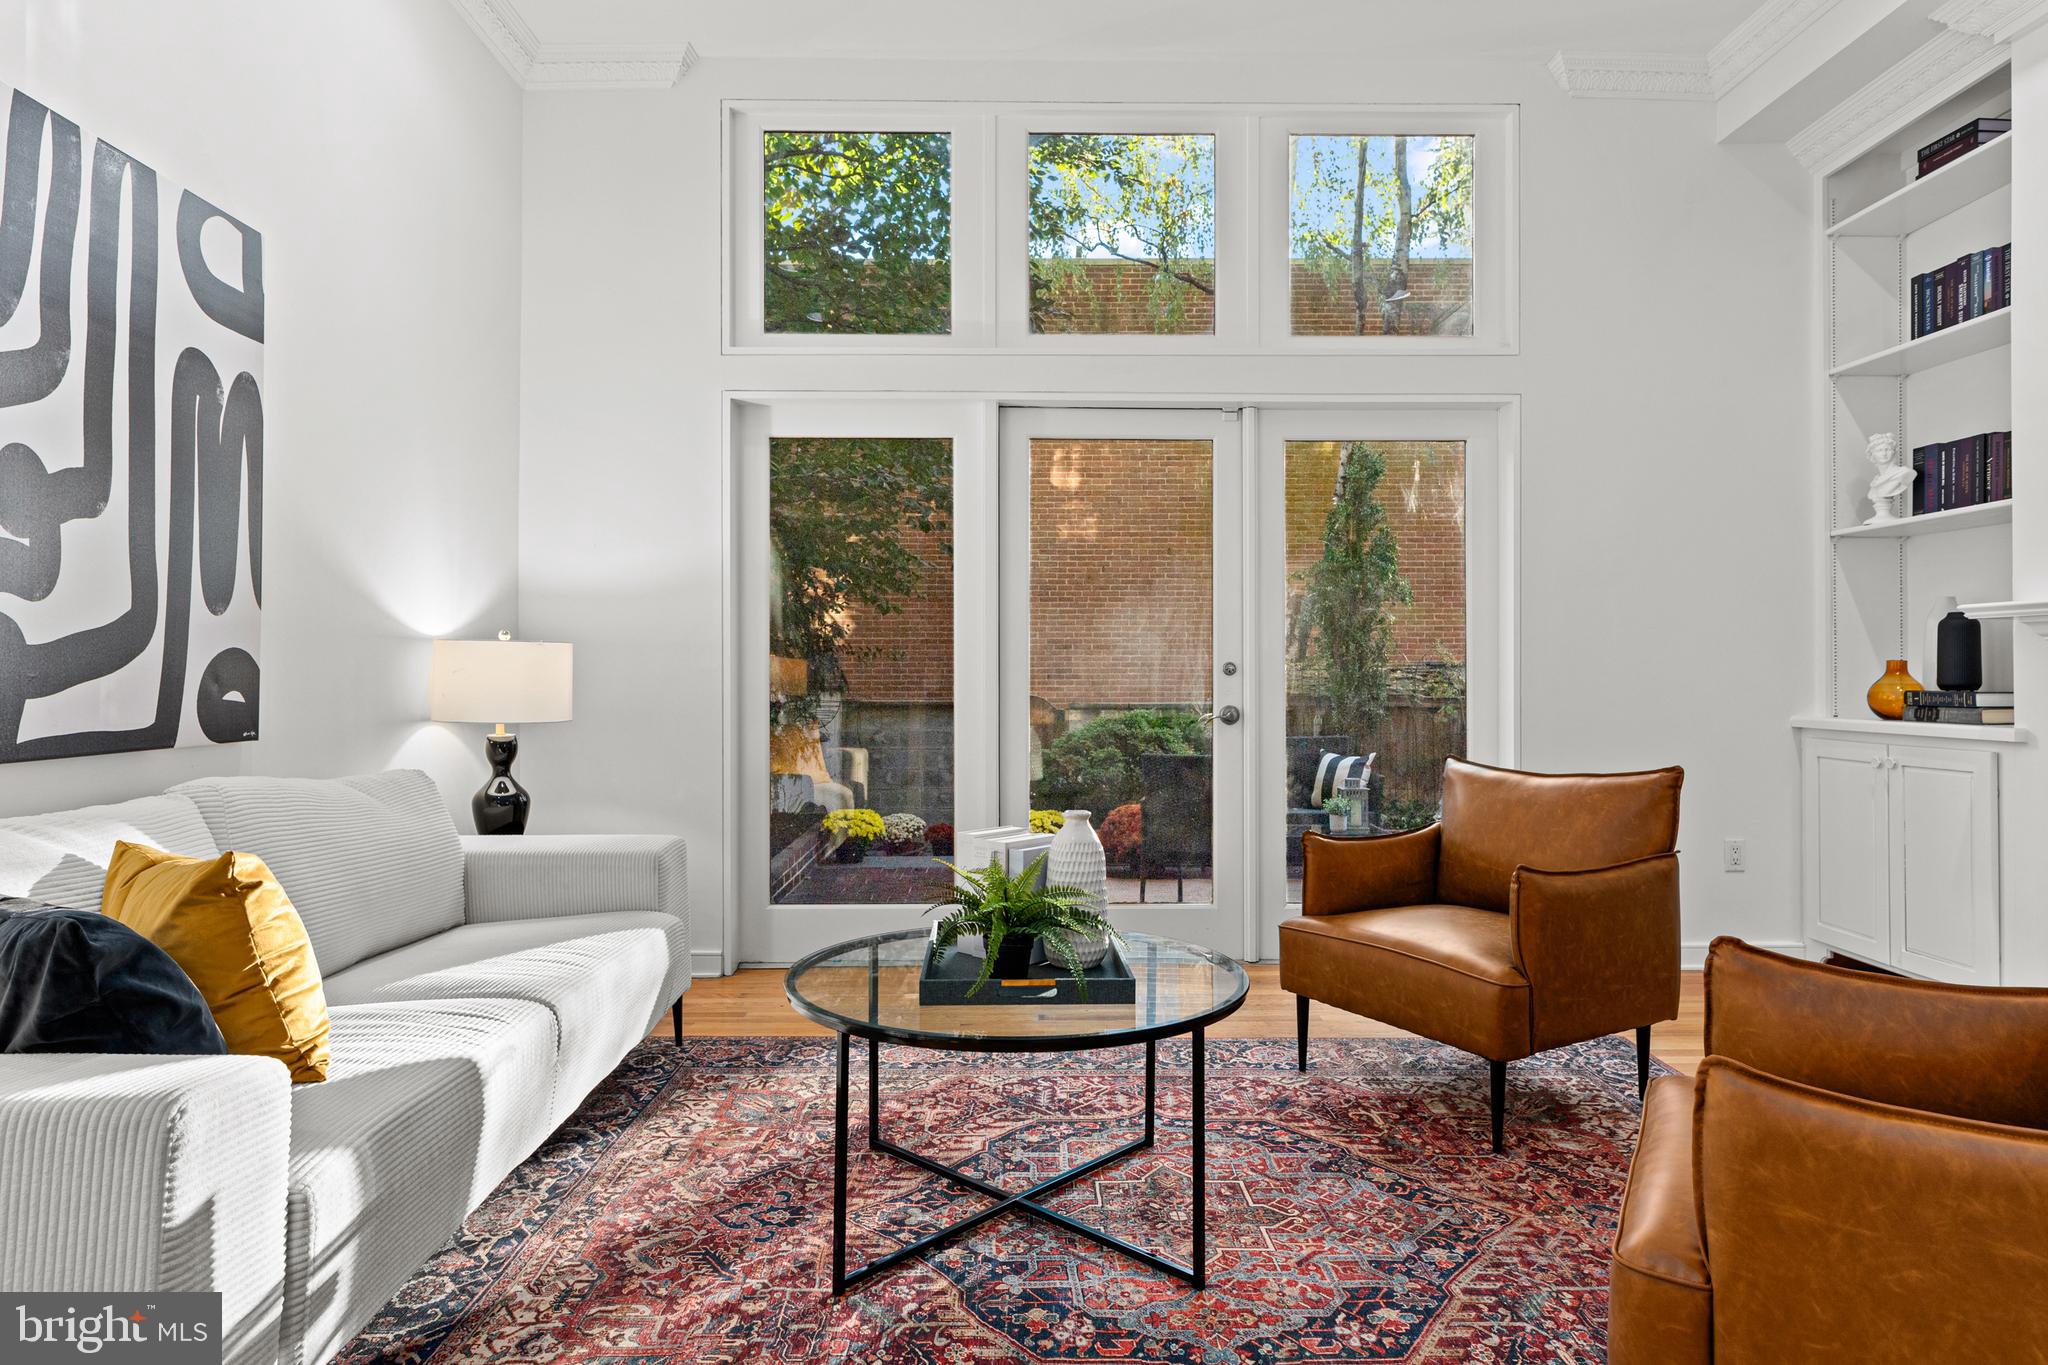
[928,853,1122,999]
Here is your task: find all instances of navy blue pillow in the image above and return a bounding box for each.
[0,899,227,1055]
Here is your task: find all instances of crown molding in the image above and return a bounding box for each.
[1786,26,2003,170]
[443,0,696,89]
[1932,0,2048,42]
[1547,51,1714,99]
[1707,0,1840,97]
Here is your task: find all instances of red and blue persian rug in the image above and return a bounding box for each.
[338,1035,1663,1363]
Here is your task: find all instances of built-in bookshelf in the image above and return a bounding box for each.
[1818,69,2015,736]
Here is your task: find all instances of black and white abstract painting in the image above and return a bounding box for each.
[0,83,263,763]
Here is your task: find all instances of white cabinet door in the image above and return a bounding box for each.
[1803,737,1893,961]
[1888,744,2000,984]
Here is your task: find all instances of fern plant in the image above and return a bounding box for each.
[927,854,1121,999]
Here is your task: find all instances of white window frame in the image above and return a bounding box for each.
[723,101,1518,356]
[1256,110,1518,353]
[995,110,1252,352]
[727,107,994,350]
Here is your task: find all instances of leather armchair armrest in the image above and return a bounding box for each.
[1299,824,1440,915]
[1509,852,1678,1050]
[1695,1057,2048,1361]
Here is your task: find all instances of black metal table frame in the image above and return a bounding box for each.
[826,1025,1211,1295]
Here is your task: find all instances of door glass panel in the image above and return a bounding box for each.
[1028,438,1213,903]
[769,437,953,905]
[763,131,951,334]
[1289,135,1474,337]
[1027,134,1217,335]
[1284,439,1466,901]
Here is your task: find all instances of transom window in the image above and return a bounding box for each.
[726,104,1515,353]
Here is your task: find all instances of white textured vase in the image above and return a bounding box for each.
[1047,809,1111,967]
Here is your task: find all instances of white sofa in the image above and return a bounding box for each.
[0,770,688,1365]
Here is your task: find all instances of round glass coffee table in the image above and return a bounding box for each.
[785,929,1249,1294]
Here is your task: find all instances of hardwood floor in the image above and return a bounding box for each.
[663,964,1706,1076]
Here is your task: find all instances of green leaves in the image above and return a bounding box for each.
[1027,133,1216,334]
[768,437,951,702]
[1289,443,1412,736]
[1289,134,1473,336]
[764,131,951,335]
[927,854,1121,998]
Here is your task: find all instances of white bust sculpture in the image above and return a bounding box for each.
[1865,432,1914,525]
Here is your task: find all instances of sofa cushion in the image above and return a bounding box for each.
[284,997,556,1365]
[171,771,463,976]
[0,902,227,1056]
[103,844,331,1083]
[322,912,683,1122]
[0,795,218,911]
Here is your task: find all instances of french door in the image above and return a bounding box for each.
[996,408,1248,952]
[1250,407,1508,958]
[735,398,1508,967]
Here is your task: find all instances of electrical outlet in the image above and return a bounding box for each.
[1722,838,1746,873]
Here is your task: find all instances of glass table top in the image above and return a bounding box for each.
[785,930,1250,1048]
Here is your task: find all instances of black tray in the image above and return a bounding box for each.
[918,939,1137,1005]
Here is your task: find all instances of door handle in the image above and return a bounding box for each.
[1202,705,1242,726]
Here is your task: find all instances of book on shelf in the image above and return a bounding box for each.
[1908,244,2012,339]
[1911,431,2011,515]
[1915,118,2011,178]
[1907,705,2016,725]
[1906,691,2014,708]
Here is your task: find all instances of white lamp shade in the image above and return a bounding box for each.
[429,639,573,724]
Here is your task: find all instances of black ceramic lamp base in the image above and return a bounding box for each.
[473,732,532,835]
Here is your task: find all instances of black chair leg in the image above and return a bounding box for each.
[1295,994,1309,1072]
[1636,1025,1651,1097]
[1489,1060,1506,1154]
[672,997,683,1046]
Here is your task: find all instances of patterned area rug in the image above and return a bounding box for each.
[338,1035,1663,1364]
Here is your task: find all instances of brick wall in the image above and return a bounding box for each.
[835,438,1465,709]
[1027,258,1473,336]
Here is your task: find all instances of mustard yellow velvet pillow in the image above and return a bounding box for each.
[101,841,331,1083]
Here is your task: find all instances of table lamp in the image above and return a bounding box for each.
[429,631,573,834]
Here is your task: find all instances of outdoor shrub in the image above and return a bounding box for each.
[1029,809,1066,834]
[1099,803,1143,864]
[1036,709,1209,816]
[822,808,885,841]
[882,812,928,849]
[927,822,954,854]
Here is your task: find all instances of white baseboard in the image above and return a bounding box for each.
[690,948,727,978]
[1681,938,1805,971]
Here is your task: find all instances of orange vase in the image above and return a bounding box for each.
[1866,658,1922,720]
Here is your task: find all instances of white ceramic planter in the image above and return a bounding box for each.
[1047,809,1111,967]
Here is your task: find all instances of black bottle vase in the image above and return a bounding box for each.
[473,732,531,835]
[1936,610,1983,692]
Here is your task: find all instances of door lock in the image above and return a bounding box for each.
[1202,705,1242,726]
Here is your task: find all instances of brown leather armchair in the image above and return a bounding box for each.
[1280,758,1683,1152]
[1611,938,2048,1365]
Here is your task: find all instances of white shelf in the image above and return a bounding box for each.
[1831,309,2011,378]
[1960,600,2048,638]
[1832,501,2011,538]
[1792,715,2030,744]
[1828,136,2011,239]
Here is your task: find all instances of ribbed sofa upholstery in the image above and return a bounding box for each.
[0,772,688,1365]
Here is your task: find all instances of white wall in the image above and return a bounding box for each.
[0,0,524,823]
[518,54,1817,971]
